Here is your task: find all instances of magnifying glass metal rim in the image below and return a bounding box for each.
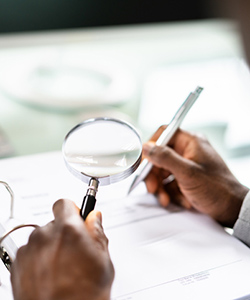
[62,117,142,186]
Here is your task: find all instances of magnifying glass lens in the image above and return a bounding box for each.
[63,118,142,185]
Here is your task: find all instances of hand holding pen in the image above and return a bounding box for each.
[128,86,203,194]
[142,123,249,228]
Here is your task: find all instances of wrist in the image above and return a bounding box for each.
[217,184,249,228]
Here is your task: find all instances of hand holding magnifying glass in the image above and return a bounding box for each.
[62,117,142,220]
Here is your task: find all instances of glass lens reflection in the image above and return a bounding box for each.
[63,119,141,178]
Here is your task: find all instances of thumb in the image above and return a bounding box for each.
[85,211,109,250]
[143,142,196,180]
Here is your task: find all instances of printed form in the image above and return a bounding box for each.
[0,152,250,299]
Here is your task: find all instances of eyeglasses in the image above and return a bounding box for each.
[0,181,39,271]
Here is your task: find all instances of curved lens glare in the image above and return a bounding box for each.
[63,118,142,184]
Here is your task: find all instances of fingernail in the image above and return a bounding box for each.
[143,142,155,156]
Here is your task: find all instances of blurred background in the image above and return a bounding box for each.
[1,0,250,186]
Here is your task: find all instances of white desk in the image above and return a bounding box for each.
[1,151,250,300]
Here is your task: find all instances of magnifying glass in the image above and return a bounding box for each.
[62,117,142,220]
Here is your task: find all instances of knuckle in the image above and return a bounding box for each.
[92,223,109,249]
[148,146,172,167]
[158,146,171,160]
[28,227,47,244]
[27,222,54,246]
[15,244,28,261]
[192,132,209,144]
[102,234,109,247]
[60,222,80,241]
[95,224,107,240]
[184,162,200,178]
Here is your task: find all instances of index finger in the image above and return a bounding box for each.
[52,198,81,224]
[149,125,167,142]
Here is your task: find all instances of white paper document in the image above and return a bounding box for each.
[0,152,250,300]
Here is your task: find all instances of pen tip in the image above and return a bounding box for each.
[127,175,140,196]
[127,184,134,195]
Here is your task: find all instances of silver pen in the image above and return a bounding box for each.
[128,86,203,194]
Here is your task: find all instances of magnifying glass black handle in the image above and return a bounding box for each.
[80,195,96,220]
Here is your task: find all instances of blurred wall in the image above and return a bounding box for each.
[0,0,217,33]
